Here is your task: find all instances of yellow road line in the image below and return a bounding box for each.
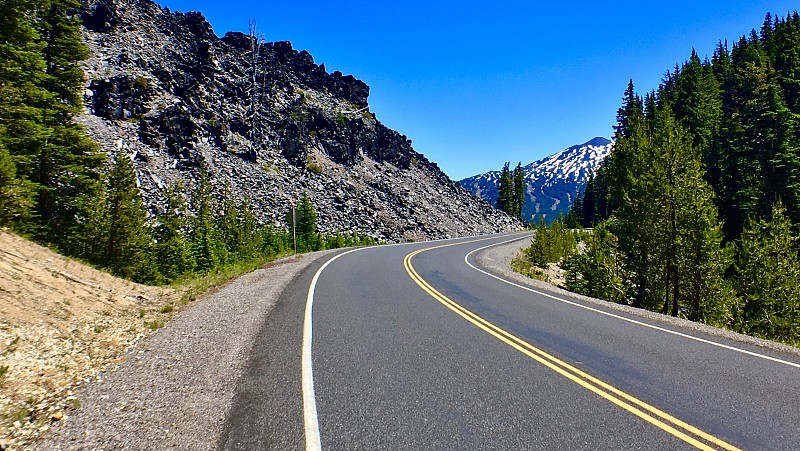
[403,243,742,451]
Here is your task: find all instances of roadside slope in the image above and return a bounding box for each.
[0,229,176,449]
[37,249,335,449]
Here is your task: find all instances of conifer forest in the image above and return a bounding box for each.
[2,2,800,345]
[557,12,800,344]
[0,0,374,286]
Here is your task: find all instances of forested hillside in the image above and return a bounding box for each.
[562,12,800,344]
[0,0,335,284]
[0,0,518,286]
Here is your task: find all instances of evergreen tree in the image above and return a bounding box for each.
[613,80,644,141]
[0,0,49,229]
[566,191,582,229]
[769,13,800,113]
[513,162,525,220]
[718,34,796,240]
[0,0,103,245]
[609,100,730,316]
[296,192,320,252]
[496,162,514,215]
[733,201,800,342]
[525,218,549,266]
[29,0,103,246]
[191,171,227,272]
[91,153,157,282]
[673,50,723,155]
[0,138,33,227]
[610,110,661,310]
[261,224,290,257]
[155,184,194,282]
[595,80,644,222]
[581,174,596,227]
[234,199,262,261]
[578,11,800,341]
[565,223,627,304]
[219,185,240,265]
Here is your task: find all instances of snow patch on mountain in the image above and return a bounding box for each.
[459,137,612,223]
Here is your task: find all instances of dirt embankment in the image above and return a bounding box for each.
[0,229,177,449]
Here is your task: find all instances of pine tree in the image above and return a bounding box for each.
[673,50,723,155]
[565,223,626,304]
[0,137,33,227]
[613,80,644,141]
[566,191,582,229]
[155,184,194,282]
[0,0,49,229]
[191,171,227,272]
[0,0,103,245]
[91,153,157,281]
[28,0,104,246]
[718,34,796,240]
[496,162,514,215]
[733,201,800,342]
[596,80,644,221]
[296,192,320,252]
[610,109,661,310]
[769,13,800,113]
[234,199,262,261]
[513,162,525,220]
[219,185,240,265]
[581,174,596,227]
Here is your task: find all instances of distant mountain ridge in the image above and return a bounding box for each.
[459,137,612,223]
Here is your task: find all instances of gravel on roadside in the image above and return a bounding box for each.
[36,235,799,450]
[475,235,800,358]
[37,250,336,450]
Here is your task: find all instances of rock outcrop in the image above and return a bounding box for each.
[77,0,519,242]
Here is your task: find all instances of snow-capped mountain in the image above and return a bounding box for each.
[459,137,612,223]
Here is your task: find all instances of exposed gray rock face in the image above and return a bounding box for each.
[77,0,519,242]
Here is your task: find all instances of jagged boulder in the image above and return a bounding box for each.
[88,74,153,120]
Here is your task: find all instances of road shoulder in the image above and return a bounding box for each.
[38,250,335,450]
[474,235,800,358]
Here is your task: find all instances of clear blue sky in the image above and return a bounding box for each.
[158,0,798,180]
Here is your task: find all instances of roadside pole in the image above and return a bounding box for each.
[286,203,302,255]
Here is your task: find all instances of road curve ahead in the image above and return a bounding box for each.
[219,233,800,450]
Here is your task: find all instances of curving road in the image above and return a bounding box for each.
[218,233,800,450]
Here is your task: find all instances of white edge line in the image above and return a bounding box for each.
[302,248,363,451]
[463,237,800,369]
[301,231,555,449]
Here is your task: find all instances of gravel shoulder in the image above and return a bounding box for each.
[36,234,799,450]
[475,235,800,358]
[38,249,336,450]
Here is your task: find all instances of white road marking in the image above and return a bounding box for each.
[463,237,800,369]
[302,248,363,451]
[301,232,541,449]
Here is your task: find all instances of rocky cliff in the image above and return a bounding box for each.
[77,0,519,242]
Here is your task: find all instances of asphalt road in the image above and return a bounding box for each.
[219,233,800,450]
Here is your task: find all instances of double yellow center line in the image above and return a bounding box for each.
[403,242,741,451]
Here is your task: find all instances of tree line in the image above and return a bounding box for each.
[0,1,375,285]
[1,0,104,245]
[82,155,375,284]
[496,162,526,221]
[553,12,800,344]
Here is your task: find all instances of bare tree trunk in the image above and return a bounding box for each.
[633,253,646,309]
[247,20,263,162]
[671,262,679,317]
[662,265,670,315]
